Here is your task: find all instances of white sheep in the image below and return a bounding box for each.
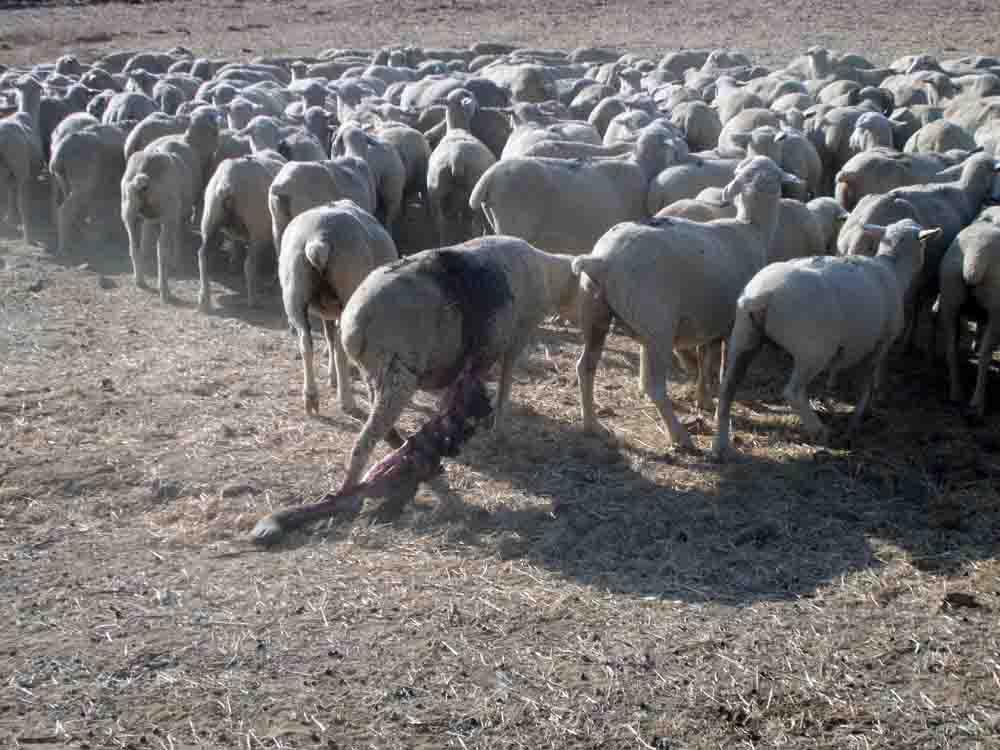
[713,220,940,458]
[336,235,581,489]
[937,206,1000,415]
[332,122,407,229]
[267,129,376,248]
[426,88,497,244]
[470,124,682,253]
[571,156,801,451]
[279,200,399,416]
[197,151,287,312]
[0,76,44,244]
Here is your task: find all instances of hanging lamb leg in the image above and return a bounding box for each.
[251,358,494,544]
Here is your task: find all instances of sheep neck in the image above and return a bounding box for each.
[17,87,42,126]
[736,188,782,266]
[875,249,922,292]
[445,105,472,133]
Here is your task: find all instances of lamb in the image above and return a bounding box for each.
[936,206,1000,415]
[197,151,287,312]
[713,220,940,458]
[279,199,399,416]
[334,235,581,490]
[267,133,376,248]
[470,124,680,253]
[571,156,801,450]
[426,88,497,244]
[49,121,127,255]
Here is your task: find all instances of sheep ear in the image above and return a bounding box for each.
[863,224,886,239]
[837,172,854,185]
[774,131,787,142]
[918,227,942,242]
[781,171,803,187]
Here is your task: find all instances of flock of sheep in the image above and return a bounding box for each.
[2,42,1000,509]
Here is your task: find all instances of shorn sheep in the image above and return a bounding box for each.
[937,206,1000,416]
[571,156,801,451]
[253,236,581,543]
[278,199,398,416]
[713,220,941,459]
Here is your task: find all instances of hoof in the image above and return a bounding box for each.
[251,516,286,545]
[671,442,701,457]
[304,393,320,415]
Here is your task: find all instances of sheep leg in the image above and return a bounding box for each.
[298,317,320,415]
[492,338,528,434]
[847,346,886,435]
[17,180,34,245]
[576,298,613,437]
[364,379,405,448]
[712,317,764,460]
[123,211,147,289]
[937,294,966,403]
[324,318,356,415]
[783,361,829,443]
[643,343,696,451]
[251,359,492,544]
[344,356,419,490]
[154,220,174,303]
[970,317,997,417]
[197,227,223,312]
[55,189,85,257]
[244,239,269,308]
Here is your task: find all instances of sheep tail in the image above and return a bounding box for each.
[963,249,991,287]
[305,238,331,271]
[127,173,151,196]
[737,288,769,329]
[571,255,610,286]
[468,168,490,215]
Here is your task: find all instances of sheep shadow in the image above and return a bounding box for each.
[337,349,1000,606]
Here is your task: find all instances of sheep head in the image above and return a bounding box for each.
[719,155,801,206]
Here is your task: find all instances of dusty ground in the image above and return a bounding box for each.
[3,2,1000,748]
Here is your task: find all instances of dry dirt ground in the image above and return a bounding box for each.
[3,2,1000,748]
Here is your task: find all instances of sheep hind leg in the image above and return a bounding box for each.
[17,180,35,245]
[970,317,997,417]
[55,189,85,256]
[299,318,319,415]
[783,360,829,443]
[197,227,223,312]
[576,297,613,438]
[643,343,696,452]
[123,210,146,289]
[712,318,764,460]
[847,345,887,435]
[324,318,356,415]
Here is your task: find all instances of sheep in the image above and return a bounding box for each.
[838,154,1000,350]
[267,135,376,248]
[571,156,802,450]
[903,119,977,154]
[501,101,602,158]
[123,112,189,161]
[470,124,681,254]
[0,76,44,244]
[332,122,406,229]
[658,187,841,263]
[375,123,432,206]
[713,220,940,458]
[336,235,581,489]
[426,89,497,244]
[742,125,822,199]
[120,137,199,302]
[937,206,1000,415]
[279,199,399,416]
[834,148,971,210]
[49,122,127,255]
[646,155,743,214]
[848,112,896,153]
[716,108,781,156]
[197,151,287,312]
[669,99,722,153]
[101,91,157,126]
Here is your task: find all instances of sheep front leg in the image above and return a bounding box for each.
[344,357,419,490]
[324,318,356,415]
[492,341,528,435]
[847,345,887,435]
[970,317,997,417]
[576,298,612,437]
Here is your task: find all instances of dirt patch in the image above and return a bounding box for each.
[3,2,1000,747]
